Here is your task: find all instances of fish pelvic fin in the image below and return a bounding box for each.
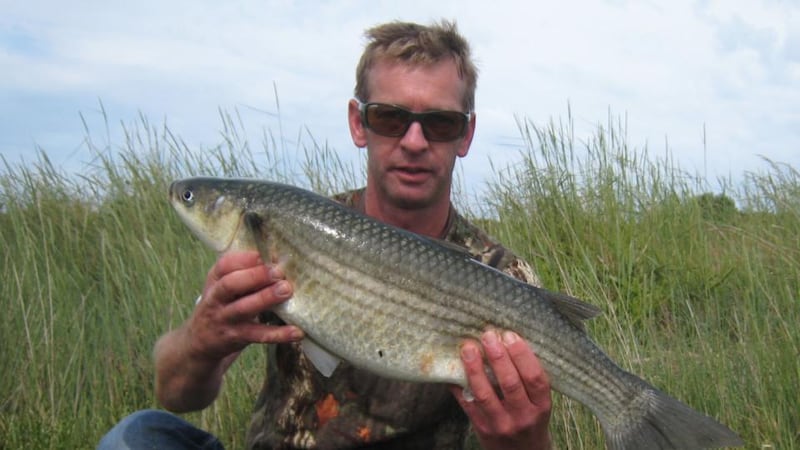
[602,378,744,450]
[301,338,342,377]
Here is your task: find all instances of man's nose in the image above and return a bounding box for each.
[400,121,428,152]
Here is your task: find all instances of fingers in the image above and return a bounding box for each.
[220,279,292,323]
[203,252,293,316]
[209,250,263,280]
[460,333,508,414]
[453,329,553,449]
[461,330,550,407]
[189,251,303,360]
[237,321,304,344]
[488,331,531,405]
[502,331,551,408]
[452,340,492,426]
[456,331,535,424]
[205,251,274,304]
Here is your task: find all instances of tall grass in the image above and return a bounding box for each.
[1,111,797,449]
[480,115,799,449]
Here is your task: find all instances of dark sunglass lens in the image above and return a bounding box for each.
[421,112,465,141]
[363,103,467,141]
[367,104,411,136]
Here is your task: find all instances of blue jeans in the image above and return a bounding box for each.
[97,409,224,450]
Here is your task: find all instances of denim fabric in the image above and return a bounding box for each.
[97,409,224,450]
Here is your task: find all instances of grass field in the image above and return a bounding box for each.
[1,114,797,449]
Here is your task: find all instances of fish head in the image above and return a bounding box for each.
[169,177,251,252]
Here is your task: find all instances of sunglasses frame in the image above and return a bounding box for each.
[357,100,472,142]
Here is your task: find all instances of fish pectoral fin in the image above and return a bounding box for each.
[301,338,342,377]
[243,211,272,258]
[540,289,603,331]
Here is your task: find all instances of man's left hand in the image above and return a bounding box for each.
[450,330,552,450]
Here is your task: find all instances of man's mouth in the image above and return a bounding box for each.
[392,166,432,183]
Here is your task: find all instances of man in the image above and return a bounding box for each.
[99,20,552,450]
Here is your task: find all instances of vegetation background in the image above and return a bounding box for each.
[1,111,797,449]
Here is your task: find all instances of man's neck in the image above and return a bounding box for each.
[363,191,452,239]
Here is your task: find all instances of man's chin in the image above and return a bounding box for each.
[384,185,437,210]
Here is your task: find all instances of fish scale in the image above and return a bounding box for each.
[170,177,743,450]
[268,213,463,378]
[278,209,483,337]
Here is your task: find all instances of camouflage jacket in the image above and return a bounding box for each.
[245,188,540,450]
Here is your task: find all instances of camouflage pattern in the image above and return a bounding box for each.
[245,188,540,449]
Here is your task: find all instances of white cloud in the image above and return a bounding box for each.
[1,0,798,194]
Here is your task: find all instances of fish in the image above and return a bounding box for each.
[169,177,743,450]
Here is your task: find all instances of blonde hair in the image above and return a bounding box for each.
[354,20,478,112]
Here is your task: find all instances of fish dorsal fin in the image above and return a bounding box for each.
[539,289,602,331]
[301,338,342,377]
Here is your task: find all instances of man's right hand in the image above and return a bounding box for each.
[189,250,304,360]
[154,251,304,412]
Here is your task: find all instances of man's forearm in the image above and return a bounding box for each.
[153,325,238,413]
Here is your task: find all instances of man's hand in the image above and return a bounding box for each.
[154,251,303,412]
[451,330,552,450]
[188,250,304,360]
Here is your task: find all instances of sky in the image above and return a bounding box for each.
[2,0,799,198]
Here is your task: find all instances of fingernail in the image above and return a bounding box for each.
[482,331,503,358]
[269,266,284,280]
[274,280,291,297]
[462,387,475,403]
[482,330,500,348]
[289,327,304,340]
[502,331,519,346]
[461,344,478,362]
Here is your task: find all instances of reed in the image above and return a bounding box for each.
[1,111,795,449]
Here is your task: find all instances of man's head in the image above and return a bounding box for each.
[354,20,478,112]
[348,20,478,226]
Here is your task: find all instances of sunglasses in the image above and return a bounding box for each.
[357,101,471,142]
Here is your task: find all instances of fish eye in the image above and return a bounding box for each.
[182,189,194,203]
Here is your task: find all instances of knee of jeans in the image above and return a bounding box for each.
[120,409,179,429]
[97,409,181,449]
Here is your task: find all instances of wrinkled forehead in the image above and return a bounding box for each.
[364,57,468,108]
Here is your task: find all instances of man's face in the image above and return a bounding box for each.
[349,58,475,210]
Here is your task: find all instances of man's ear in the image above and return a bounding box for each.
[348,99,367,148]
[457,113,476,158]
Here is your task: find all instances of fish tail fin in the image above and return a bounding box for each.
[601,378,744,450]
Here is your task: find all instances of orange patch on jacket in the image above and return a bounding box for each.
[315,393,339,427]
[357,426,371,442]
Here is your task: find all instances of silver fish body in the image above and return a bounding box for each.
[169,177,743,450]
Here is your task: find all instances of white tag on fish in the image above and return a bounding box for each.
[301,338,341,377]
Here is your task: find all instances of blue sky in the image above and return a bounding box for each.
[2,0,798,197]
